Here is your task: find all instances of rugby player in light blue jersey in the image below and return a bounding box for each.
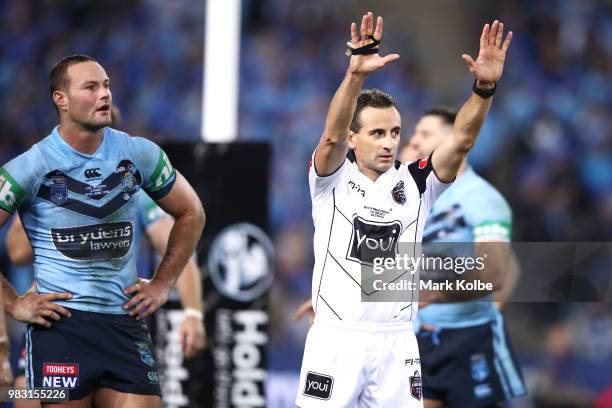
[0,55,205,407]
[402,108,526,407]
[7,186,206,360]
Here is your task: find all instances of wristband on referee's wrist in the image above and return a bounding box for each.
[472,79,496,98]
[184,308,204,320]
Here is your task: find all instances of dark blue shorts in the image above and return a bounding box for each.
[24,308,161,401]
[416,313,526,407]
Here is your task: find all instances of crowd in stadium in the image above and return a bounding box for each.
[0,0,610,406]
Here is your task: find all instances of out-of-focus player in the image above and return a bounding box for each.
[295,11,512,407]
[0,55,205,407]
[7,190,206,408]
[401,108,526,407]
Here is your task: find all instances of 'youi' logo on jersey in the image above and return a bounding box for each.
[347,216,402,265]
[303,372,333,400]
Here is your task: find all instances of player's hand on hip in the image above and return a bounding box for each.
[293,298,315,326]
[348,12,399,76]
[180,316,206,359]
[462,20,513,85]
[11,292,73,327]
[123,278,171,320]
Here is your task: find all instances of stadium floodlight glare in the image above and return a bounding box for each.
[202,0,241,142]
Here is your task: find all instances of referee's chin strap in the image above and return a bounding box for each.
[346,35,381,56]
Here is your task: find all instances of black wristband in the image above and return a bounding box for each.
[472,79,496,98]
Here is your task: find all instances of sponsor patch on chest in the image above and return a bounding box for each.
[347,216,401,265]
[51,222,133,260]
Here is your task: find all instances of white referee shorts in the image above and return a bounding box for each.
[296,320,423,408]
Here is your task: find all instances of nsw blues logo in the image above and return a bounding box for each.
[136,341,155,368]
[50,176,68,206]
[471,354,490,382]
[117,162,140,201]
[120,164,138,193]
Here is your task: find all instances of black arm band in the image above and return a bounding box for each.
[472,79,496,98]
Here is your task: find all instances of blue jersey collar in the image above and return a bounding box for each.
[51,125,108,159]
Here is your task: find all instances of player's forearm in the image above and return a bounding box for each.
[421,243,511,302]
[322,71,366,143]
[452,83,493,153]
[430,86,494,182]
[493,251,520,305]
[1,277,19,317]
[176,257,203,312]
[153,207,205,288]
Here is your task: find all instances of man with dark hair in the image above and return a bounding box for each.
[403,108,526,407]
[349,88,398,133]
[48,55,98,114]
[49,55,98,92]
[295,11,512,407]
[296,105,525,407]
[399,107,457,163]
[6,105,205,408]
[0,54,205,407]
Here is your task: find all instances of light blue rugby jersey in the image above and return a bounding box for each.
[0,126,176,314]
[417,166,512,329]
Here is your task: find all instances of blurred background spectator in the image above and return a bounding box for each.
[0,0,609,406]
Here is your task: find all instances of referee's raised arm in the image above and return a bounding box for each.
[432,20,513,182]
[314,12,399,176]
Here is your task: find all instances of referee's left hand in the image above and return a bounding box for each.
[123,278,171,320]
[462,20,513,84]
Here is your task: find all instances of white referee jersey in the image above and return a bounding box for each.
[309,150,451,324]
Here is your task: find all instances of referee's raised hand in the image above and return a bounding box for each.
[348,12,399,77]
[462,20,513,85]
